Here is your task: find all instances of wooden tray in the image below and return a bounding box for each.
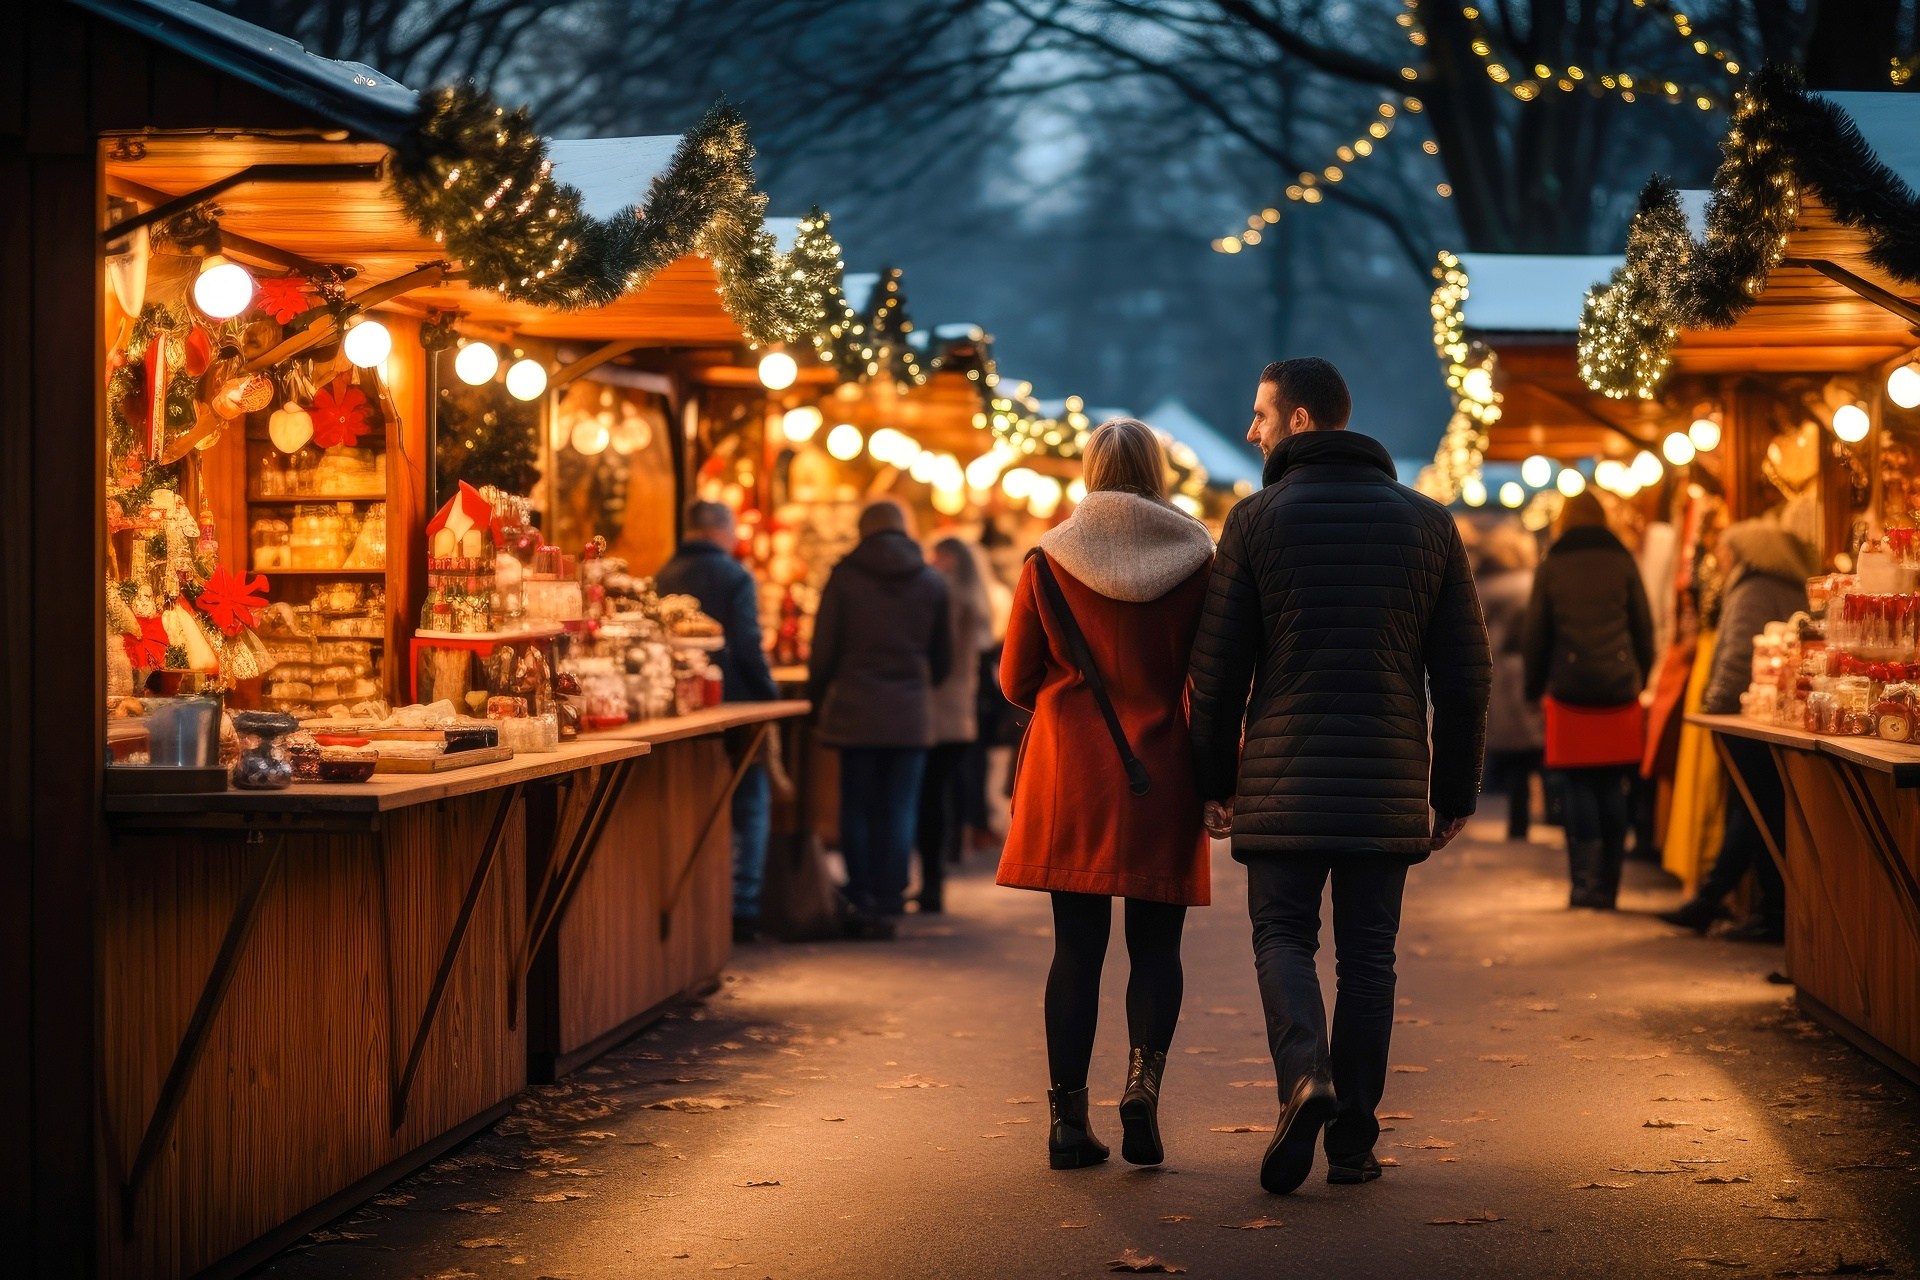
[104,764,229,794]
[372,744,513,774]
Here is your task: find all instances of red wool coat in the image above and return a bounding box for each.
[996,553,1213,905]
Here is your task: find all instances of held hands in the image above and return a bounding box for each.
[1202,799,1234,840]
[1431,812,1468,852]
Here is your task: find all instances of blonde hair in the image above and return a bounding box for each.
[1082,417,1168,499]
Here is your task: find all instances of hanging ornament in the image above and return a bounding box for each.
[193,565,271,636]
[105,223,149,318]
[255,275,314,325]
[161,600,220,671]
[309,372,372,448]
[121,612,170,670]
[268,401,314,453]
[143,330,170,458]
[182,325,214,377]
[210,373,274,420]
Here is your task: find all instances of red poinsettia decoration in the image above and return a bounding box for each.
[122,613,170,669]
[310,373,372,448]
[255,275,315,324]
[194,565,270,636]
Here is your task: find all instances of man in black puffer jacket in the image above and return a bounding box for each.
[1189,358,1491,1196]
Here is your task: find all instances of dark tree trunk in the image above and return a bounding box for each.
[1802,0,1902,88]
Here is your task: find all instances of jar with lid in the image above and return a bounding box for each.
[230,710,300,789]
[1874,683,1918,743]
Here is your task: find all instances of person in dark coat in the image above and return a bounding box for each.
[1522,491,1655,911]
[1188,357,1491,1196]
[915,536,988,914]
[655,501,778,942]
[1658,515,1816,942]
[808,498,953,926]
[1478,523,1546,840]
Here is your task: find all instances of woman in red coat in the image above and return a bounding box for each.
[997,417,1214,1171]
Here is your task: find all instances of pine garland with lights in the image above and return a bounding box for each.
[391,89,836,341]
[1579,67,1920,400]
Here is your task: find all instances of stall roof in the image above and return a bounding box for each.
[1456,254,1624,334]
[1141,398,1259,490]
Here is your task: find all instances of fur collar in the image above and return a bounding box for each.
[1039,491,1214,602]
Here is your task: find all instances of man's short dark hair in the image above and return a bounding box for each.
[1260,357,1351,431]
[685,500,734,536]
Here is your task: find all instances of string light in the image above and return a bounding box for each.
[1214,101,1411,253]
[1419,251,1501,503]
[1431,1,1728,111]
[1632,0,1744,80]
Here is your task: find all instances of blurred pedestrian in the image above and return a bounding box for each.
[655,501,778,944]
[1189,357,1490,1195]
[1478,522,1545,841]
[808,498,952,933]
[916,536,989,913]
[1523,490,1656,911]
[1658,510,1816,942]
[998,418,1215,1171]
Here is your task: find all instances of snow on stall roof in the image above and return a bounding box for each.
[1141,397,1260,490]
[71,0,418,141]
[1819,92,1920,193]
[545,137,684,221]
[1455,253,1625,333]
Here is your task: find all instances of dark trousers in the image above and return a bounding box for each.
[1246,856,1408,1161]
[839,746,928,916]
[1696,736,1786,927]
[915,742,969,908]
[1553,765,1633,906]
[1489,748,1542,840]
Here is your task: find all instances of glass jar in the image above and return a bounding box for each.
[230,710,300,789]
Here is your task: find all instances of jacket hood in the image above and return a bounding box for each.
[844,528,929,579]
[1039,490,1214,603]
[1262,429,1398,488]
[1722,519,1819,586]
[1547,524,1629,558]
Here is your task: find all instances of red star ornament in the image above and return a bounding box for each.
[255,275,314,324]
[309,373,372,448]
[194,565,270,636]
[121,612,170,669]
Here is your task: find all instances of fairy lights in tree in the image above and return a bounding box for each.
[1422,250,1502,502]
[1213,99,1423,253]
[1428,1,1728,110]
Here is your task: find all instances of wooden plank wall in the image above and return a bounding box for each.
[552,736,734,1063]
[1777,753,1920,1077]
[98,795,528,1280]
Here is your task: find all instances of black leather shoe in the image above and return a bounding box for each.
[731,917,760,944]
[1723,916,1785,944]
[1048,1086,1110,1170]
[1119,1047,1167,1166]
[1326,1151,1381,1184]
[1656,898,1730,934]
[1259,1075,1336,1194]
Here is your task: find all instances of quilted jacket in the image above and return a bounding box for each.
[1187,430,1491,862]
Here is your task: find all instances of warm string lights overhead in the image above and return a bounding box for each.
[1632,0,1745,81]
[1213,100,1419,253]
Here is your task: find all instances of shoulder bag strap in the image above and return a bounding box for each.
[1027,549,1151,796]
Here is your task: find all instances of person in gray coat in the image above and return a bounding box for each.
[1477,522,1545,841]
[808,499,953,923]
[915,536,988,913]
[1658,516,1816,942]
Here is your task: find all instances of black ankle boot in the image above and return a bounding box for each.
[1119,1048,1167,1166]
[1047,1086,1110,1170]
[1656,897,1730,934]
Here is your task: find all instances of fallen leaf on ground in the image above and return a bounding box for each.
[1379,1112,1414,1120]
[1394,1017,1433,1026]
[1219,1217,1285,1230]
[877,1075,950,1089]
[998,1117,1033,1125]
[1643,1118,1692,1128]
[734,1179,781,1188]
[1613,1167,1686,1175]
[457,1238,508,1249]
[1772,1258,1892,1277]
[451,1203,503,1215]
[645,1097,740,1113]
[1571,1182,1633,1190]
[1673,1257,1750,1269]
[1479,1055,1529,1066]
[1526,1002,1560,1012]
[305,1230,373,1244]
[1228,1081,1273,1088]
[1095,1098,1120,1107]
[572,1130,616,1141]
[1007,1097,1040,1105]
[1183,1047,1219,1054]
[1694,1175,1751,1185]
[1397,1138,1457,1150]
[1672,1157,1728,1165]
[1235,1057,1270,1065]
[821,1117,847,1123]
[1210,1124,1274,1134]
[1438,1157,1461,1163]
[1427,1211,1502,1226]
[528,1189,593,1202]
[1108,1249,1187,1273]
[417,1271,478,1279]
[1060,1221,1090,1229]
[1377,1157,1401,1167]
[1760,1212,1829,1221]
[1206,1007,1244,1016]
[1391,1065,1429,1073]
[1159,1214,1194,1222]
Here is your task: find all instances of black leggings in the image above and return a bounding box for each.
[1045,892,1188,1091]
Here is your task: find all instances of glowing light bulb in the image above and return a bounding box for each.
[825,423,863,461]
[505,357,548,401]
[570,415,610,456]
[1498,482,1525,509]
[1521,455,1554,488]
[455,341,500,385]
[1630,449,1663,488]
[757,350,798,390]
[1556,468,1586,497]
[1688,416,1721,452]
[1594,459,1627,493]
[192,255,254,319]
[1461,367,1495,404]
[343,318,392,369]
[1887,363,1920,410]
[1461,476,1487,507]
[1662,431,1696,466]
[966,450,1008,490]
[781,405,823,443]
[1832,403,1870,443]
[1067,478,1088,504]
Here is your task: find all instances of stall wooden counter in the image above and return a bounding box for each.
[1689,713,1920,1087]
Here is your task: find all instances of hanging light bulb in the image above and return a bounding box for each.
[455,341,500,386]
[781,405,824,443]
[1688,416,1722,452]
[192,254,255,319]
[343,317,392,369]
[570,414,610,456]
[1630,449,1664,489]
[757,349,798,390]
[1461,475,1487,507]
[1594,459,1627,494]
[1001,467,1038,500]
[1521,455,1554,488]
[1662,431,1696,466]
[505,357,548,401]
[1888,362,1920,410]
[1498,481,1525,509]
[1067,477,1088,504]
[966,449,1009,491]
[1461,366,1495,404]
[908,450,937,483]
[1832,403,1870,444]
[1556,468,1586,497]
[825,423,863,461]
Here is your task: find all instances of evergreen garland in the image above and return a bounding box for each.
[1579,67,1920,400]
[435,381,541,499]
[391,88,836,342]
[106,302,200,513]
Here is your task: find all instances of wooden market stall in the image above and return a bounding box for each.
[7,2,820,1276]
[1583,74,1920,1086]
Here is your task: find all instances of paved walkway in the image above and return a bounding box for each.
[263,817,1920,1280]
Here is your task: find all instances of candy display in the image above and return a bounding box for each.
[1741,555,1920,740]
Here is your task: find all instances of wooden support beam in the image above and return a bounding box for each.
[521,760,632,978]
[1780,257,1920,329]
[245,263,450,372]
[548,340,645,391]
